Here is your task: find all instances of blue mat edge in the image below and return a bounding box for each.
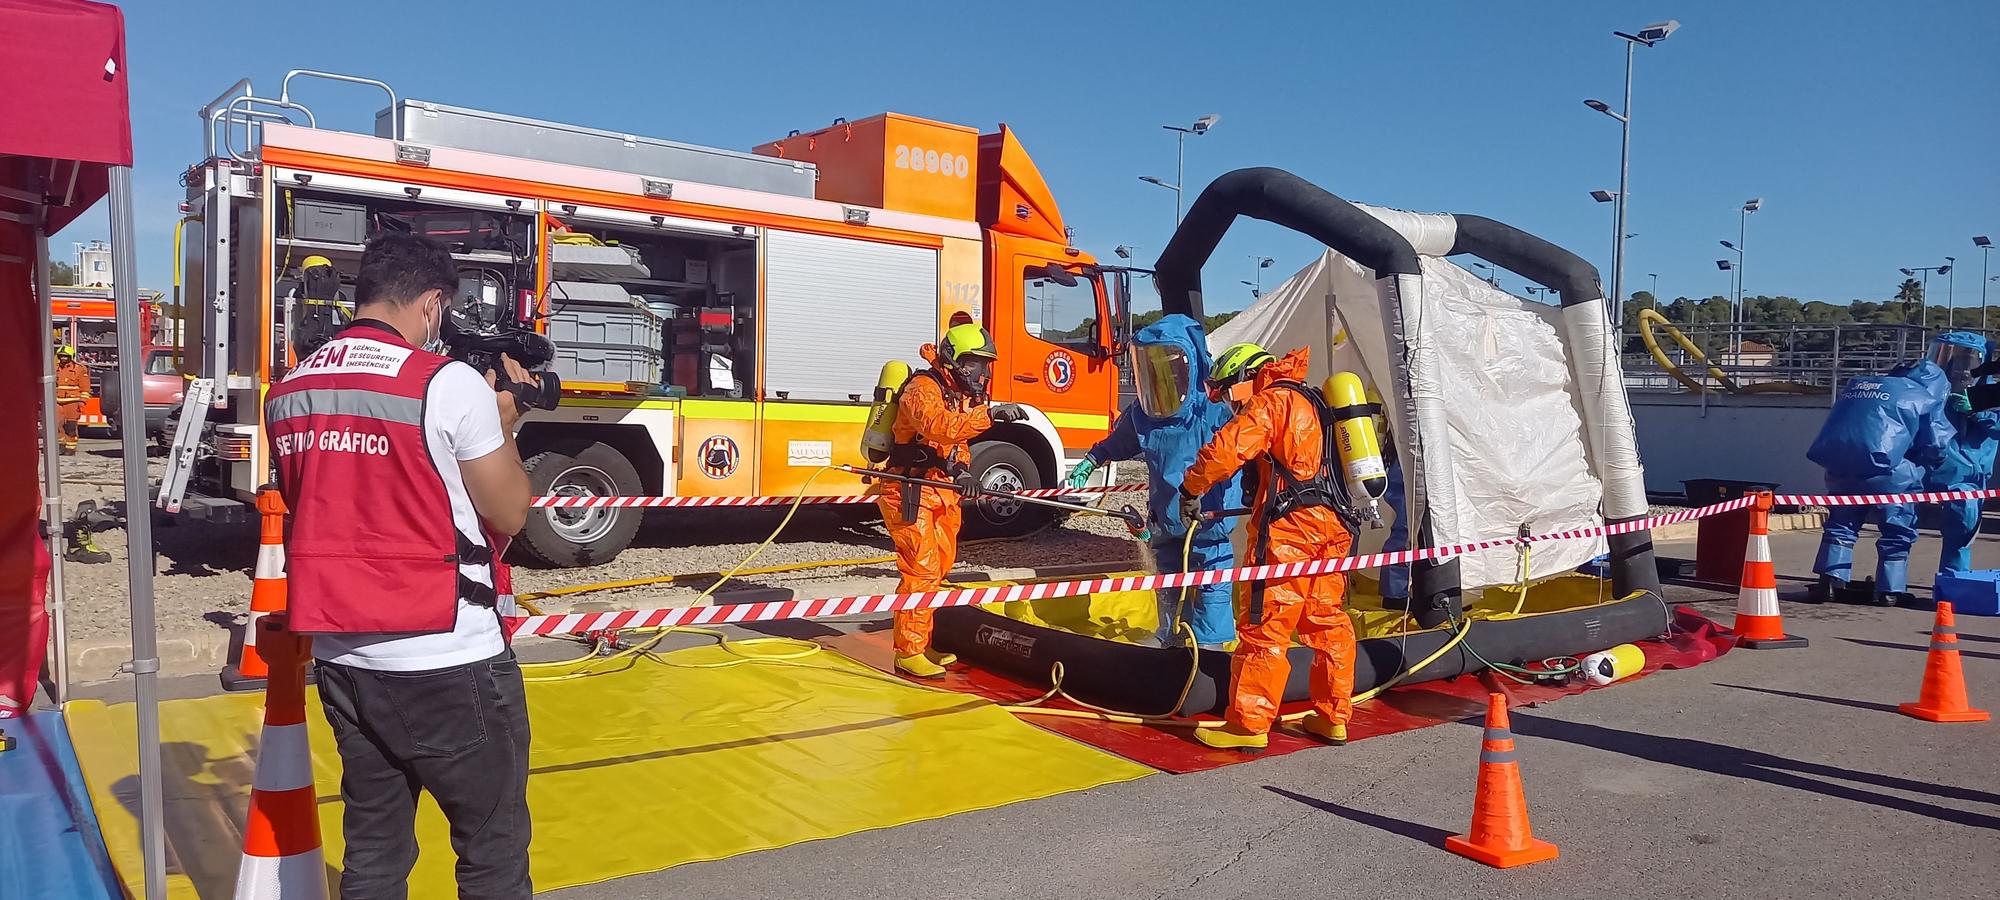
[1,709,124,899]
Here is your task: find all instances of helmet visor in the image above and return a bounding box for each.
[1930,340,1985,392]
[954,356,994,396]
[1131,343,1191,418]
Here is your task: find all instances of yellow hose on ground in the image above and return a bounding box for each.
[521,467,836,682]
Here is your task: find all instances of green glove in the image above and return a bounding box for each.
[1066,456,1098,489]
[1949,392,1973,415]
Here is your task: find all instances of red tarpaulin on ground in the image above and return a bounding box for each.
[0,0,132,717]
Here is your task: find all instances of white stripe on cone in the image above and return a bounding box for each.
[234,848,327,900]
[1745,535,1772,563]
[243,610,265,650]
[1739,587,1781,618]
[250,723,313,793]
[254,544,286,580]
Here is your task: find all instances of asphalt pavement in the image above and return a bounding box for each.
[545,528,1999,900]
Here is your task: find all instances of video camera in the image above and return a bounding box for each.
[445,326,563,412]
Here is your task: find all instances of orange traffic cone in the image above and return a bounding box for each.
[1444,693,1559,869]
[223,485,289,691]
[1732,491,1807,649]
[1899,602,1990,723]
[233,614,326,899]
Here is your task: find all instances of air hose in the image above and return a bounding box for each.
[1003,517,1560,728]
[520,466,838,682]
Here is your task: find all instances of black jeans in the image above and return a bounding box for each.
[316,650,532,900]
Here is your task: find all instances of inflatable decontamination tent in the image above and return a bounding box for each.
[935,168,1667,716]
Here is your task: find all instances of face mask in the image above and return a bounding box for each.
[421,294,447,355]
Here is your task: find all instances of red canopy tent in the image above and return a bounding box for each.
[1,3,169,897]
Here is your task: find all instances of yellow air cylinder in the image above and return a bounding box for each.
[1323,372,1388,508]
[1580,643,1646,686]
[860,360,912,463]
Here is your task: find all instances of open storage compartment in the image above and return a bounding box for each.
[544,207,757,398]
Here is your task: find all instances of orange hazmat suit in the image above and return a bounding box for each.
[55,357,91,451]
[876,343,993,657]
[1182,348,1356,734]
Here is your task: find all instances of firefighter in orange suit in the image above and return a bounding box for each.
[1179,344,1357,752]
[877,323,1026,677]
[54,345,91,455]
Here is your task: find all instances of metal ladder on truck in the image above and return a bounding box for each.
[155,378,215,515]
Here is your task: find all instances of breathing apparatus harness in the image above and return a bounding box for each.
[879,367,976,522]
[1234,379,1372,625]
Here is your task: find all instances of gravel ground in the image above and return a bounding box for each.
[48,438,1152,676]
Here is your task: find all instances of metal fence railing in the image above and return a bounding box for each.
[1620,322,1995,396]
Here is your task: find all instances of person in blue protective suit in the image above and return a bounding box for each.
[1923,332,1999,577]
[1806,336,1958,604]
[1066,314,1243,647]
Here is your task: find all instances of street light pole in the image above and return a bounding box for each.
[1586,20,1677,338]
[1148,115,1220,226]
[1977,236,1993,331]
[1945,256,1957,328]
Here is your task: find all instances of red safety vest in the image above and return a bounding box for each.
[265,322,491,633]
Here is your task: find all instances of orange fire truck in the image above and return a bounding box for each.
[48,285,164,432]
[163,72,1134,565]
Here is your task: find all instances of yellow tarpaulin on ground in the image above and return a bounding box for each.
[67,643,1151,897]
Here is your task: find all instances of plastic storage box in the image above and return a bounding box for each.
[291,199,368,244]
[1935,570,2000,616]
[548,281,639,308]
[554,343,662,385]
[549,306,664,350]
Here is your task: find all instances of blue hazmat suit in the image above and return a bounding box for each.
[1924,335,1999,576]
[1083,315,1242,647]
[1380,450,1410,602]
[1806,359,1955,595]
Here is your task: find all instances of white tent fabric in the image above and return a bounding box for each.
[1210,251,1607,588]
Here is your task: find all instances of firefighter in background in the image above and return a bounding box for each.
[1179,343,1357,752]
[1807,334,1957,604]
[877,323,1026,677]
[54,344,91,455]
[1066,314,1242,647]
[1924,332,1998,578]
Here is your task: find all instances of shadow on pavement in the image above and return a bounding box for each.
[1262,786,1453,847]
[1716,682,1902,714]
[1946,631,1999,644]
[1509,713,2000,829]
[1841,637,2000,662]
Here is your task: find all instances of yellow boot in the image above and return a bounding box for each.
[926,649,958,667]
[896,653,947,678]
[1296,713,1348,746]
[1194,725,1268,753]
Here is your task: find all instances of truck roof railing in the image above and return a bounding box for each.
[199,70,398,165]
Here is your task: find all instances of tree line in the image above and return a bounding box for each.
[1622,279,1995,357]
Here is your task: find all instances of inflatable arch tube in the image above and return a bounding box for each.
[1154,167,1662,618]
[933,592,1672,718]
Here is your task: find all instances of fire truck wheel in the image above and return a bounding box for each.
[962,441,1052,538]
[518,443,644,567]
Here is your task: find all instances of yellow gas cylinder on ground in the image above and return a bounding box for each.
[1581,643,1645,686]
[1323,371,1387,521]
[860,360,912,462]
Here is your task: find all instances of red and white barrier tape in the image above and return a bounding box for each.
[531,482,1148,509]
[512,495,1758,638]
[1773,488,2000,507]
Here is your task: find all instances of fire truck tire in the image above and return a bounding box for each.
[962,441,1052,538]
[517,443,644,567]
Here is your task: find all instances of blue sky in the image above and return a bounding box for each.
[58,0,2000,315]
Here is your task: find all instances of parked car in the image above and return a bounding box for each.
[98,347,185,444]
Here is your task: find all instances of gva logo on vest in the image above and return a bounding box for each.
[288,337,413,380]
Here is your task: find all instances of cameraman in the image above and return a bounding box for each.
[265,232,535,899]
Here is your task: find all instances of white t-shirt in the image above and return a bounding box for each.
[313,360,509,671]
